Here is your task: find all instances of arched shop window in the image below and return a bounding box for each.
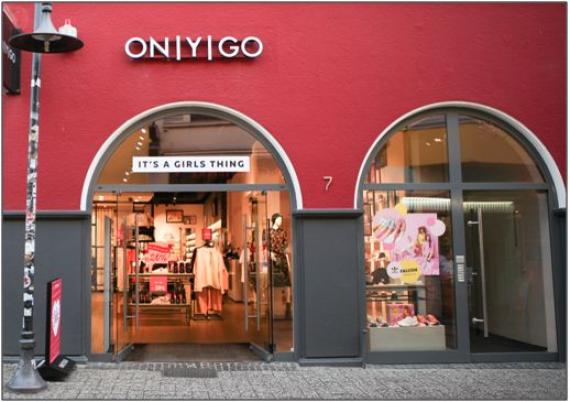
[90,110,294,359]
[97,113,286,186]
[362,109,558,356]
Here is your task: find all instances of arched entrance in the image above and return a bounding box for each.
[83,102,301,362]
[356,102,565,363]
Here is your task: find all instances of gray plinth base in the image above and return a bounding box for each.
[7,349,47,393]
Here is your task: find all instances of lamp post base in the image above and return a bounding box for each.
[7,348,47,393]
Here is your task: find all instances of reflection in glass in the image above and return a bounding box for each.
[459,115,545,182]
[367,114,449,183]
[363,190,456,352]
[97,113,285,186]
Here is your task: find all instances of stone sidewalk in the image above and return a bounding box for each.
[2,362,567,400]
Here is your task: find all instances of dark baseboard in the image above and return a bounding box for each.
[298,357,364,367]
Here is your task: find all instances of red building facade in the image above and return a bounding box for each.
[2,3,566,364]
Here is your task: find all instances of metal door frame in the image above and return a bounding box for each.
[90,186,289,361]
[102,217,113,353]
[357,108,560,364]
[242,193,275,361]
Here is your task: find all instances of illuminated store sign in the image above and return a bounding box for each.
[124,36,263,61]
[132,156,251,172]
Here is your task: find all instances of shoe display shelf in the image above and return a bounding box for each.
[366,283,427,315]
[128,273,193,325]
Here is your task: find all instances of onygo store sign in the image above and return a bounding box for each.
[132,156,251,173]
[124,36,263,61]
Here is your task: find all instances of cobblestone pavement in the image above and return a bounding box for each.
[2,362,567,400]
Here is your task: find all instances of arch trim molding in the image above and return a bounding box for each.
[354,101,566,209]
[80,101,303,211]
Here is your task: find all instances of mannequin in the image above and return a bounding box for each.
[270,213,292,319]
[270,213,291,288]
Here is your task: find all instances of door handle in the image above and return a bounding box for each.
[472,317,484,324]
[475,208,489,338]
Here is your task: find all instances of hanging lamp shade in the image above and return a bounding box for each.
[9,2,83,53]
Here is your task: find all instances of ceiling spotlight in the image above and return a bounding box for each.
[137,141,143,146]
[425,142,431,146]
[125,171,130,176]
[122,178,128,183]
[135,146,141,151]
[434,137,442,143]
[139,135,144,141]
[141,128,147,134]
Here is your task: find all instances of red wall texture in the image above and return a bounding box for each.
[2,3,566,210]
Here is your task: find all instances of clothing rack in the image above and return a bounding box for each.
[189,244,226,320]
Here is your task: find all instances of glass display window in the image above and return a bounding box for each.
[362,108,558,357]
[96,112,286,186]
[364,190,456,352]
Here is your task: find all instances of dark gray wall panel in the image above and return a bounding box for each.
[552,208,566,362]
[295,210,362,358]
[2,214,87,357]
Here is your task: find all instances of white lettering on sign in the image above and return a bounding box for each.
[124,36,263,60]
[132,156,251,173]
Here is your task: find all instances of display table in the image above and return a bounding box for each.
[128,303,191,324]
[368,325,446,351]
[128,273,194,325]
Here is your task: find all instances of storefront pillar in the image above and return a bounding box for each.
[2,212,90,361]
[293,209,364,365]
[552,208,566,362]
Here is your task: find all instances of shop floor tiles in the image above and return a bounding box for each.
[470,329,547,353]
[91,292,293,354]
[123,343,260,362]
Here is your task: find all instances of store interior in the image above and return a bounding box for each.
[90,112,293,361]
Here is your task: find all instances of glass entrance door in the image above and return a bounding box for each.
[113,201,138,360]
[243,192,274,359]
[463,191,557,353]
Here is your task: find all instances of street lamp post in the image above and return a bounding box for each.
[7,2,83,393]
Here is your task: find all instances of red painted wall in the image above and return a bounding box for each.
[2,3,566,210]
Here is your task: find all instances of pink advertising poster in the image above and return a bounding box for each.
[373,206,446,277]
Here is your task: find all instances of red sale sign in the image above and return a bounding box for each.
[146,243,171,266]
[202,228,212,241]
[149,276,167,293]
[48,278,62,364]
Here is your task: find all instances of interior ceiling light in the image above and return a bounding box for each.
[137,141,143,146]
[139,135,144,141]
[425,142,431,146]
[122,178,128,183]
[434,137,442,142]
[135,146,141,151]
[125,171,130,176]
[141,128,147,134]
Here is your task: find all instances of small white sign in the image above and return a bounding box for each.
[132,156,251,173]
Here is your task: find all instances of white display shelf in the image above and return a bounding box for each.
[128,273,194,277]
[368,325,446,352]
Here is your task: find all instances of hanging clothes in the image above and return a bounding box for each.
[192,246,229,314]
[197,287,223,313]
[193,247,229,293]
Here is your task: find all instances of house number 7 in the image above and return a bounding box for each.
[323,176,333,191]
